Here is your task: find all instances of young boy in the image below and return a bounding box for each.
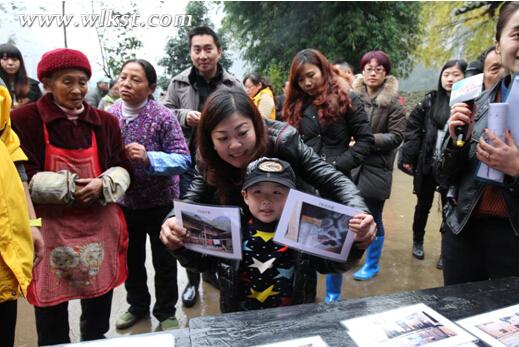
[238,157,297,310]
[171,157,363,313]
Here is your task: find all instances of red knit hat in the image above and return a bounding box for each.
[37,48,92,81]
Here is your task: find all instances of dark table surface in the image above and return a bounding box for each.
[189,277,519,346]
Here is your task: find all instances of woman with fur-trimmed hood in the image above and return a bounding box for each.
[350,50,407,281]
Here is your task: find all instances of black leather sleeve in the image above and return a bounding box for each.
[434,137,471,189]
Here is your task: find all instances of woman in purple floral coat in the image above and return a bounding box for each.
[109,59,191,331]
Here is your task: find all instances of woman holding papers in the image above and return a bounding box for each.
[160,89,377,307]
[399,59,466,266]
[282,49,374,303]
[436,2,519,285]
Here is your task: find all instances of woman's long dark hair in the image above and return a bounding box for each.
[196,88,268,205]
[283,49,352,128]
[431,59,467,128]
[0,43,30,101]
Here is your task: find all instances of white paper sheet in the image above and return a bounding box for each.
[273,189,358,263]
[174,200,242,260]
[254,335,328,347]
[341,303,477,347]
[64,334,175,346]
[476,103,507,183]
[457,303,519,347]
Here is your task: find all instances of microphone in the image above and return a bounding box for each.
[449,73,484,147]
[454,100,475,147]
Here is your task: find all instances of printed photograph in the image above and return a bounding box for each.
[255,335,328,347]
[476,313,519,347]
[274,190,358,262]
[343,304,477,347]
[458,303,519,347]
[285,202,350,254]
[377,310,456,346]
[181,211,233,254]
[175,201,242,260]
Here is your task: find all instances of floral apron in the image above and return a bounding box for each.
[27,120,127,307]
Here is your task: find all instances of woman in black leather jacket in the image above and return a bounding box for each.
[436,1,519,285]
[159,89,376,312]
[283,49,374,303]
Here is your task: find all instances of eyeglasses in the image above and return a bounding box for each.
[363,65,385,75]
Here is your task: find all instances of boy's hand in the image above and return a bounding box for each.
[160,216,188,250]
[348,213,376,249]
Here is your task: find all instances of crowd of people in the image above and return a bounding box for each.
[1,2,519,346]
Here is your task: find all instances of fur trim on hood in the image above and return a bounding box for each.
[352,75,400,108]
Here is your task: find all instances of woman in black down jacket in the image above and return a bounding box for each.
[398,59,466,267]
[283,49,374,303]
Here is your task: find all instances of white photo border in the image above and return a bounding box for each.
[174,200,242,260]
[342,303,477,347]
[273,189,359,263]
[457,303,519,347]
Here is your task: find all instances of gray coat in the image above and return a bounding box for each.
[85,86,105,108]
[163,66,243,145]
[351,75,407,200]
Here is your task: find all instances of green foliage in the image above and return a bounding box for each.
[223,2,423,79]
[416,1,503,68]
[104,35,143,77]
[264,63,286,95]
[158,1,232,90]
[93,2,143,78]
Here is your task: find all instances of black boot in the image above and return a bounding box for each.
[182,270,200,308]
[412,242,424,260]
[436,256,443,270]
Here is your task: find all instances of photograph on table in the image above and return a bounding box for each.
[174,200,242,260]
[457,303,519,347]
[274,189,357,262]
[341,303,477,347]
[254,335,328,347]
[66,333,175,346]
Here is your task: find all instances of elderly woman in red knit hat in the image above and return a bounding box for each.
[11,48,132,345]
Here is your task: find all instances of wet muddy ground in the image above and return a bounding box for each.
[14,168,444,346]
